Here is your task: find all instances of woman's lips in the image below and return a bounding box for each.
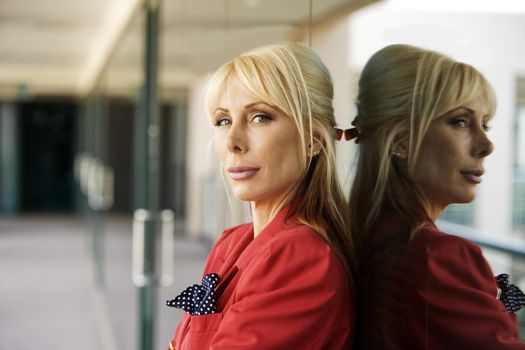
[461,170,484,184]
[227,166,260,180]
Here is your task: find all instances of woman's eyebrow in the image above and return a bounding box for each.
[214,102,268,113]
[449,107,472,114]
[214,107,229,114]
[449,106,492,119]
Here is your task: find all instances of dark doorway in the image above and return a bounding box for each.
[19,101,77,212]
[160,103,187,219]
[107,98,134,213]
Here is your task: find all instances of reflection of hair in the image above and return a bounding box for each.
[205,42,355,281]
[349,44,496,268]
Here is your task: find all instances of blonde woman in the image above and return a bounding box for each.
[349,44,525,349]
[166,43,355,349]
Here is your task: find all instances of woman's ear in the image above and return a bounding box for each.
[307,142,321,157]
[307,133,323,157]
[391,137,408,160]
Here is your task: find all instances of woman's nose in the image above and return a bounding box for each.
[225,123,247,154]
[475,130,494,159]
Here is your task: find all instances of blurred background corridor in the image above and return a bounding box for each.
[1,0,525,349]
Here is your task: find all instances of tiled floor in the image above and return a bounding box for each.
[0,214,210,350]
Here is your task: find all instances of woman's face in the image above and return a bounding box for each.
[409,94,494,219]
[213,77,304,208]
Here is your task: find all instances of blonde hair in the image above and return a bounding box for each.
[206,42,355,282]
[349,44,496,271]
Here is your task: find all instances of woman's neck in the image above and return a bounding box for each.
[425,202,446,222]
[250,195,291,237]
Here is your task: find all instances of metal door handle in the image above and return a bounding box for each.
[160,209,174,286]
[132,209,174,287]
[132,209,153,287]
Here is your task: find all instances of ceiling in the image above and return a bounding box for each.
[0,0,112,97]
[0,0,374,99]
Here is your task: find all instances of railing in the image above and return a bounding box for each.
[437,220,525,258]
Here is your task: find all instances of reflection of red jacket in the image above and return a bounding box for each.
[355,211,525,350]
[169,207,354,350]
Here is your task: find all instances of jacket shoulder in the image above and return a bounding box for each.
[268,224,334,256]
[413,224,485,264]
[409,224,496,294]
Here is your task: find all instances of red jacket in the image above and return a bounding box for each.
[354,211,524,349]
[169,207,354,349]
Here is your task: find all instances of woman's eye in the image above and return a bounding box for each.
[451,118,468,128]
[482,123,491,132]
[214,117,231,127]
[251,113,271,124]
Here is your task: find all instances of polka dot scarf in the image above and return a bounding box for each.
[496,273,525,314]
[166,273,220,316]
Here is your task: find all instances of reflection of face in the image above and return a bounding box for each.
[213,77,304,208]
[409,95,494,219]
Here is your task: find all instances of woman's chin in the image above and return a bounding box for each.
[230,190,254,202]
[450,193,476,206]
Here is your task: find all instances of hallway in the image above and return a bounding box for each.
[0,215,209,350]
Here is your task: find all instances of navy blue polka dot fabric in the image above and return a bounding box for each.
[167,273,220,316]
[496,273,525,314]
